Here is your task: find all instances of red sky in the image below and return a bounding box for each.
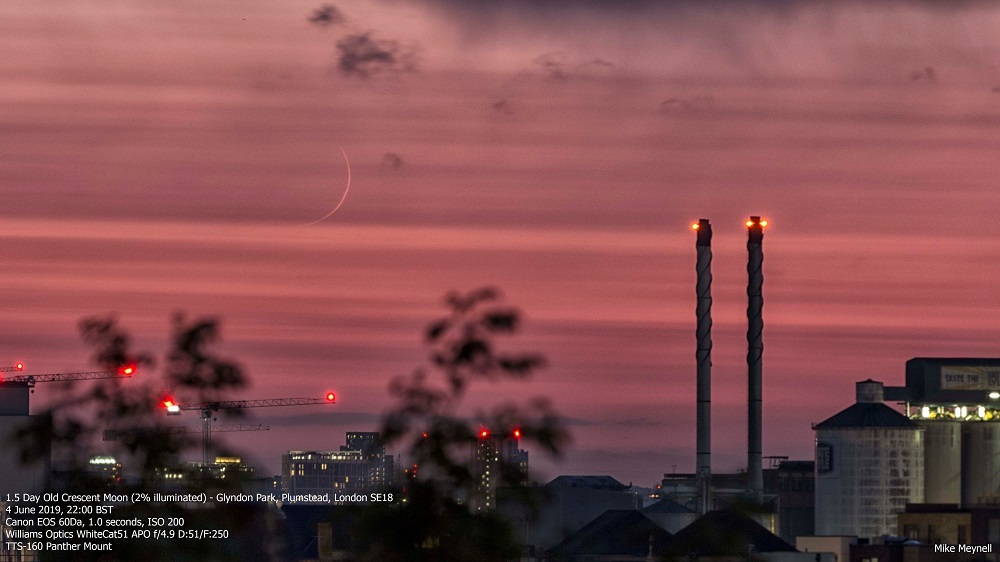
[3,0,1000,485]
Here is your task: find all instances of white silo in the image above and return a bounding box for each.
[814,380,924,539]
[962,422,1000,505]
[917,420,961,504]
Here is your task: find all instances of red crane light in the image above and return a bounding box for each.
[15,362,24,371]
[118,364,136,376]
[325,392,336,402]
[162,398,181,414]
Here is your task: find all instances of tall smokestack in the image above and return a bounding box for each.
[694,219,713,514]
[746,216,765,503]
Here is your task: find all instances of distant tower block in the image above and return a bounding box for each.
[472,428,528,513]
[0,383,30,416]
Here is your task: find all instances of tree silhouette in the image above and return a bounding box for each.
[6,290,566,560]
[355,287,569,561]
[9,314,276,561]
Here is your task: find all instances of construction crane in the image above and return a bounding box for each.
[162,393,337,466]
[0,363,137,387]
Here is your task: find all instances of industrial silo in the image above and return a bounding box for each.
[814,380,924,539]
[962,422,1000,506]
[918,420,961,504]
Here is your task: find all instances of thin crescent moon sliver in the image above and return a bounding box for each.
[305,146,351,226]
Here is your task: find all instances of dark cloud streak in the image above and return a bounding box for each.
[257,410,383,427]
[381,152,404,170]
[335,32,419,77]
[491,99,513,115]
[407,0,992,14]
[308,4,346,26]
[392,0,1000,81]
[559,416,660,428]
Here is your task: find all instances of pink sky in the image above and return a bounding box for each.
[3,0,1000,485]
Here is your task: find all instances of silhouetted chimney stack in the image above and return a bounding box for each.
[746,216,765,504]
[694,218,713,514]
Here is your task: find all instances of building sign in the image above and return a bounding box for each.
[941,366,1000,390]
[817,442,833,475]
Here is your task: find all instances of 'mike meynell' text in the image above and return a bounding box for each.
[935,544,993,554]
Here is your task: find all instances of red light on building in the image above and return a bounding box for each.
[479,429,489,439]
[512,428,521,439]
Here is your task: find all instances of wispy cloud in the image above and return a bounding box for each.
[335,32,419,77]
[308,3,347,27]
[381,152,404,170]
[560,416,660,428]
[255,410,383,427]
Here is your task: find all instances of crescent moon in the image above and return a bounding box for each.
[305,147,351,226]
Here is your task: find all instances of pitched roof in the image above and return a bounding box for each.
[664,509,797,556]
[642,498,696,514]
[814,402,917,429]
[545,475,628,491]
[549,510,672,558]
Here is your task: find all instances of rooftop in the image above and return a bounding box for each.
[545,475,629,491]
[815,402,917,429]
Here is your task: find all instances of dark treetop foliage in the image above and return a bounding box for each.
[355,287,570,562]
[11,314,279,561]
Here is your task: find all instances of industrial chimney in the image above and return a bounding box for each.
[746,215,766,503]
[693,218,713,514]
